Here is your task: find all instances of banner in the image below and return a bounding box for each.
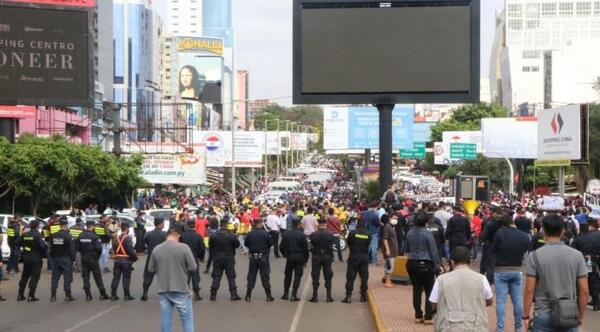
[177,53,222,104]
[584,193,600,218]
[482,118,537,159]
[192,130,265,167]
[0,7,92,106]
[0,105,36,119]
[2,0,95,8]
[265,131,281,155]
[324,106,414,150]
[141,153,207,185]
[537,105,581,160]
[292,133,308,151]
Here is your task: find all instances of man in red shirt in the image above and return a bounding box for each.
[470,210,483,259]
[195,212,209,238]
[326,208,344,262]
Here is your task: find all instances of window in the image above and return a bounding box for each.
[527,20,541,29]
[560,2,574,16]
[577,2,592,15]
[508,19,523,30]
[531,66,540,72]
[526,3,540,18]
[523,66,531,72]
[542,3,557,16]
[594,1,600,14]
[172,15,178,19]
[508,4,522,17]
[523,50,541,59]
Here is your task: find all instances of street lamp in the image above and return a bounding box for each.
[484,150,515,196]
[275,119,280,176]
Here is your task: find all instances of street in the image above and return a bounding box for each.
[0,252,374,332]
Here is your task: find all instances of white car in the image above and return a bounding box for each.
[0,214,13,262]
[143,209,175,232]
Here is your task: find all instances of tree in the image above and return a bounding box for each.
[590,104,600,177]
[592,77,600,95]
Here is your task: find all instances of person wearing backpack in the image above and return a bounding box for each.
[523,214,589,331]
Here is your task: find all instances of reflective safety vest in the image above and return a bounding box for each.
[355,234,369,240]
[69,228,83,239]
[94,226,106,236]
[113,236,129,258]
[22,236,34,252]
[7,227,16,237]
[50,224,60,235]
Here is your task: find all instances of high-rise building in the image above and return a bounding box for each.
[113,0,163,141]
[166,0,203,36]
[490,0,600,115]
[203,0,233,47]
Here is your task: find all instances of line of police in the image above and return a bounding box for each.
[4,212,372,304]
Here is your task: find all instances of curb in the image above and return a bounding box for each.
[367,289,387,332]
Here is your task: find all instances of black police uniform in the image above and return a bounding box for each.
[7,219,21,273]
[110,232,137,300]
[70,223,85,273]
[94,223,112,272]
[426,219,446,261]
[50,226,76,301]
[76,224,109,300]
[141,228,167,300]
[180,228,206,300]
[209,228,241,300]
[280,228,309,301]
[309,228,335,302]
[573,230,600,309]
[343,229,371,303]
[15,227,47,301]
[243,227,273,301]
[479,218,502,282]
[134,216,146,252]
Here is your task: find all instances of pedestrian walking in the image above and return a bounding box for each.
[49,217,77,302]
[265,209,281,258]
[382,211,399,288]
[326,208,344,262]
[76,219,110,301]
[491,216,530,332]
[149,228,197,332]
[523,214,589,331]
[361,202,381,265]
[480,206,504,283]
[209,219,241,301]
[342,222,371,303]
[405,211,442,324]
[6,214,22,274]
[180,220,206,301]
[309,218,335,303]
[301,207,319,236]
[572,218,600,311]
[16,219,47,302]
[429,246,493,331]
[445,206,471,265]
[280,218,309,301]
[142,218,167,301]
[110,223,137,301]
[244,219,274,302]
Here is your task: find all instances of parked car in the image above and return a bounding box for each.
[0,214,13,262]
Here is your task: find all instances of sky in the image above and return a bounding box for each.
[158,0,506,105]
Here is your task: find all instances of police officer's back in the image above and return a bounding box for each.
[50,217,76,301]
[141,218,167,301]
[280,219,309,301]
[77,221,103,262]
[208,220,241,301]
[16,219,47,301]
[181,221,206,261]
[243,220,274,301]
[309,220,335,303]
[343,221,372,303]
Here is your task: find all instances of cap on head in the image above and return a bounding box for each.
[30,219,40,229]
[86,220,96,227]
[59,217,69,226]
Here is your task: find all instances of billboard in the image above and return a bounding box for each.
[538,105,581,161]
[0,105,35,118]
[1,0,95,8]
[0,6,92,106]
[414,123,434,142]
[192,130,265,168]
[482,118,537,159]
[435,131,482,165]
[141,153,207,185]
[176,36,224,56]
[177,53,222,104]
[293,0,480,104]
[324,106,414,150]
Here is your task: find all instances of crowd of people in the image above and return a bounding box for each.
[1,157,599,332]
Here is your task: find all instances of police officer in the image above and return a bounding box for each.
[244,219,273,302]
[180,219,206,301]
[280,218,309,302]
[572,218,600,311]
[50,217,77,302]
[479,207,504,282]
[342,222,371,303]
[15,219,47,302]
[70,218,85,273]
[76,219,110,301]
[110,223,137,301]
[141,218,167,301]
[45,215,61,271]
[94,216,112,273]
[209,219,241,301]
[134,211,146,253]
[309,218,335,303]
[6,214,22,274]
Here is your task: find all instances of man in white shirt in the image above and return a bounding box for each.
[301,207,319,236]
[265,210,281,258]
[433,202,453,230]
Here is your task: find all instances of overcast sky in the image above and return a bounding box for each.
[158,0,506,105]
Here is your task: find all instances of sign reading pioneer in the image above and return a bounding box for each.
[0,6,92,106]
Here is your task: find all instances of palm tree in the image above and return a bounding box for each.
[593,76,600,95]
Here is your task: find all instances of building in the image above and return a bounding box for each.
[166,0,203,36]
[236,70,249,129]
[203,0,233,47]
[17,106,91,145]
[113,0,163,142]
[491,0,600,115]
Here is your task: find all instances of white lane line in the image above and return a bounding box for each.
[64,304,121,332]
[288,280,311,332]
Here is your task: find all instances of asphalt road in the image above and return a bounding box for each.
[0,252,374,332]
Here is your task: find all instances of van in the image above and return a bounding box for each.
[267,181,301,192]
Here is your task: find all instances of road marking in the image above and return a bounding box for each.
[64,304,121,332]
[288,280,311,332]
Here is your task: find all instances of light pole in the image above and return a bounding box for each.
[484,151,515,196]
[276,119,280,176]
[290,122,296,169]
[285,121,290,173]
[264,119,269,182]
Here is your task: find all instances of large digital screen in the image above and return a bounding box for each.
[294,0,480,104]
[0,6,92,106]
[178,54,222,104]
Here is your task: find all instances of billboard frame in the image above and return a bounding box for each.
[292,0,480,105]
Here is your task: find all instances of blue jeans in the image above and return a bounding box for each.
[159,292,194,332]
[101,243,110,270]
[533,312,578,332]
[495,271,523,332]
[369,233,379,264]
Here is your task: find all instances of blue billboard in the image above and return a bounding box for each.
[413,122,434,142]
[347,106,414,149]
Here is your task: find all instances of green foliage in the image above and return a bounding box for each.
[590,104,600,177]
[0,135,144,215]
[362,181,380,202]
[430,103,507,142]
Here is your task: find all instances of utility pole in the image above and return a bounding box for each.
[290,122,295,169]
[231,106,236,199]
[110,103,122,157]
[264,119,269,182]
[276,119,280,176]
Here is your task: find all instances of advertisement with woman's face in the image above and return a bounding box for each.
[178,55,223,104]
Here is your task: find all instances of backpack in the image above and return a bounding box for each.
[385,190,396,204]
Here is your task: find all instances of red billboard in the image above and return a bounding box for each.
[0,106,36,119]
[1,0,95,8]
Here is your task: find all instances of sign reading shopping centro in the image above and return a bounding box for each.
[141,153,207,185]
[0,6,92,106]
[450,143,477,160]
[537,105,581,161]
[400,142,426,159]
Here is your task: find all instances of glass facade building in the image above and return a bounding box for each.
[203,0,233,47]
